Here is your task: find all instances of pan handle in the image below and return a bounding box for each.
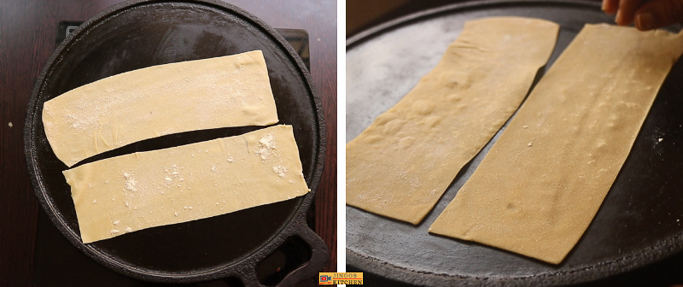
[238,220,329,287]
[275,222,329,287]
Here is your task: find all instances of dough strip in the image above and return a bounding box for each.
[64,125,308,243]
[43,50,278,167]
[346,17,559,224]
[430,24,683,264]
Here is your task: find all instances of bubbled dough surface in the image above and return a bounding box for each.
[346,17,559,224]
[43,50,279,167]
[430,24,683,264]
[64,125,309,243]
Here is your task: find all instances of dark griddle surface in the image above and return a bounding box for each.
[346,1,683,286]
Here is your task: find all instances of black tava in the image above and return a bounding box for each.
[24,0,327,285]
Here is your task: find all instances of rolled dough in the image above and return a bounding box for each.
[43,50,278,167]
[64,125,308,243]
[346,17,559,224]
[430,24,683,264]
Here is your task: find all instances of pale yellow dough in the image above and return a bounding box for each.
[430,25,683,264]
[346,17,559,224]
[43,50,278,167]
[64,125,308,243]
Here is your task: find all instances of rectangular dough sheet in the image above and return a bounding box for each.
[43,50,278,167]
[346,17,559,224]
[430,24,683,264]
[64,125,308,243]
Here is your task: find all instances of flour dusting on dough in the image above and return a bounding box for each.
[123,171,138,192]
[164,164,183,185]
[256,133,276,161]
[273,165,288,177]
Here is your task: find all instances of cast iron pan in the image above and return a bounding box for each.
[24,0,328,285]
[347,0,683,286]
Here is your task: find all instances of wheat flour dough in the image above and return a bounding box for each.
[430,24,683,264]
[346,17,559,224]
[64,125,308,243]
[43,50,278,167]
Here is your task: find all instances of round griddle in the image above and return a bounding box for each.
[24,0,327,285]
[346,1,683,286]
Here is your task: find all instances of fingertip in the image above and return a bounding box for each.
[635,12,656,30]
[616,0,641,25]
[634,0,683,31]
[602,0,619,14]
[615,9,624,25]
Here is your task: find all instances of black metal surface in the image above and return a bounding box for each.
[56,21,311,73]
[33,208,317,287]
[24,0,327,285]
[346,0,683,286]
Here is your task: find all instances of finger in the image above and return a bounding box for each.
[603,0,620,14]
[616,0,644,25]
[635,0,683,30]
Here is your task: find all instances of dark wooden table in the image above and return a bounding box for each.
[0,0,337,286]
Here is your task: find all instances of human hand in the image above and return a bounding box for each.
[602,0,683,30]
